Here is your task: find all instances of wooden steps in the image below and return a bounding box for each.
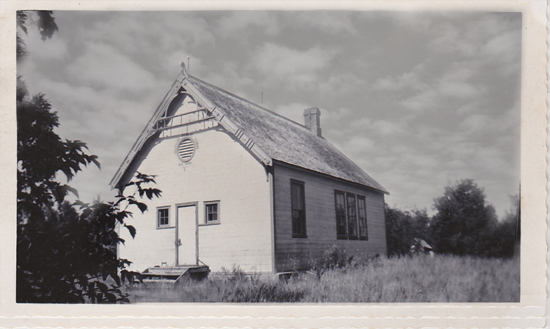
[141,265,210,284]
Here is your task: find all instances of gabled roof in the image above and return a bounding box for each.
[111,66,388,194]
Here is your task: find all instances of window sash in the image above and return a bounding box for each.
[334,191,367,240]
[158,208,169,227]
[357,195,368,240]
[291,181,306,237]
[335,191,347,239]
[346,193,358,239]
[205,202,219,224]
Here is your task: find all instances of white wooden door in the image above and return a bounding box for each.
[177,205,197,266]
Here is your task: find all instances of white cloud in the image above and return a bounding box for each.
[479,30,521,77]
[374,120,406,136]
[250,43,335,88]
[430,22,469,55]
[438,81,480,99]
[349,117,406,137]
[373,64,427,91]
[292,12,357,35]
[80,12,215,55]
[318,74,365,96]
[22,27,69,60]
[456,102,480,115]
[217,12,280,37]
[437,65,481,99]
[339,135,376,154]
[382,11,437,31]
[65,42,158,93]
[322,107,352,123]
[459,114,491,134]
[472,147,508,176]
[158,14,216,49]
[399,89,439,113]
[349,116,372,129]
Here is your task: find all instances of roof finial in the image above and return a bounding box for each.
[187,55,190,73]
[180,60,188,77]
[261,86,264,104]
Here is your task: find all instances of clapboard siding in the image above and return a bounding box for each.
[273,161,387,272]
[119,99,273,273]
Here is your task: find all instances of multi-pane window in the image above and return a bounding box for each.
[205,202,220,224]
[157,207,170,228]
[334,191,347,239]
[335,191,368,240]
[291,180,306,238]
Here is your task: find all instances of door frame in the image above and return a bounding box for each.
[175,202,199,266]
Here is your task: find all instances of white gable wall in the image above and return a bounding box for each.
[118,100,273,273]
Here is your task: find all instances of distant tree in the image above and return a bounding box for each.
[485,194,520,258]
[385,204,430,257]
[430,179,498,256]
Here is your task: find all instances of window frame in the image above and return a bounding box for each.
[203,201,220,225]
[333,190,368,240]
[346,193,358,240]
[157,206,172,229]
[357,195,368,240]
[334,190,347,239]
[290,179,307,238]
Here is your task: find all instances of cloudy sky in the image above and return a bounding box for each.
[17,10,521,218]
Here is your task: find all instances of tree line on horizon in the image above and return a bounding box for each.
[385,180,520,258]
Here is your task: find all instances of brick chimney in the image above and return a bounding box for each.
[303,107,322,137]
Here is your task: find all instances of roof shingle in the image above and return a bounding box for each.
[187,75,388,194]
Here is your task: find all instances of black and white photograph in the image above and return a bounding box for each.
[2,0,548,327]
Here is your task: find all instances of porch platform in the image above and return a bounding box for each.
[141,265,210,284]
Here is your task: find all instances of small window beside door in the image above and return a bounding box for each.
[157,207,171,228]
[204,201,220,225]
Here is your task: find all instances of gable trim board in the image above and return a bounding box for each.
[112,64,388,273]
[111,66,387,194]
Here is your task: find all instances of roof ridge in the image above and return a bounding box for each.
[187,74,387,193]
[187,75,318,134]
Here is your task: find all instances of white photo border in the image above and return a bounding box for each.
[0,1,547,328]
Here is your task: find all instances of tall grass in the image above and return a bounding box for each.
[124,255,519,303]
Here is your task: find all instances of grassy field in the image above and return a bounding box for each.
[124,255,520,303]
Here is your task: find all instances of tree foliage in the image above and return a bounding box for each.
[17,172,161,303]
[17,10,58,60]
[17,77,100,223]
[430,179,498,256]
[428,179,520,258]
[16,11,161,302]
[385,205,430,257]
[484,194,520,258]
[17,78,162,302]
[386,179,519,259]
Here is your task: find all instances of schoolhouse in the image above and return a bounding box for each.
[111,63,388,276]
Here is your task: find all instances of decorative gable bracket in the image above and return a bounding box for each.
[182,80,272,167]
[109,71,187,188]
[110,67,273,189]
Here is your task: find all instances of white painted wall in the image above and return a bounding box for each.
[118,98,273,273]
